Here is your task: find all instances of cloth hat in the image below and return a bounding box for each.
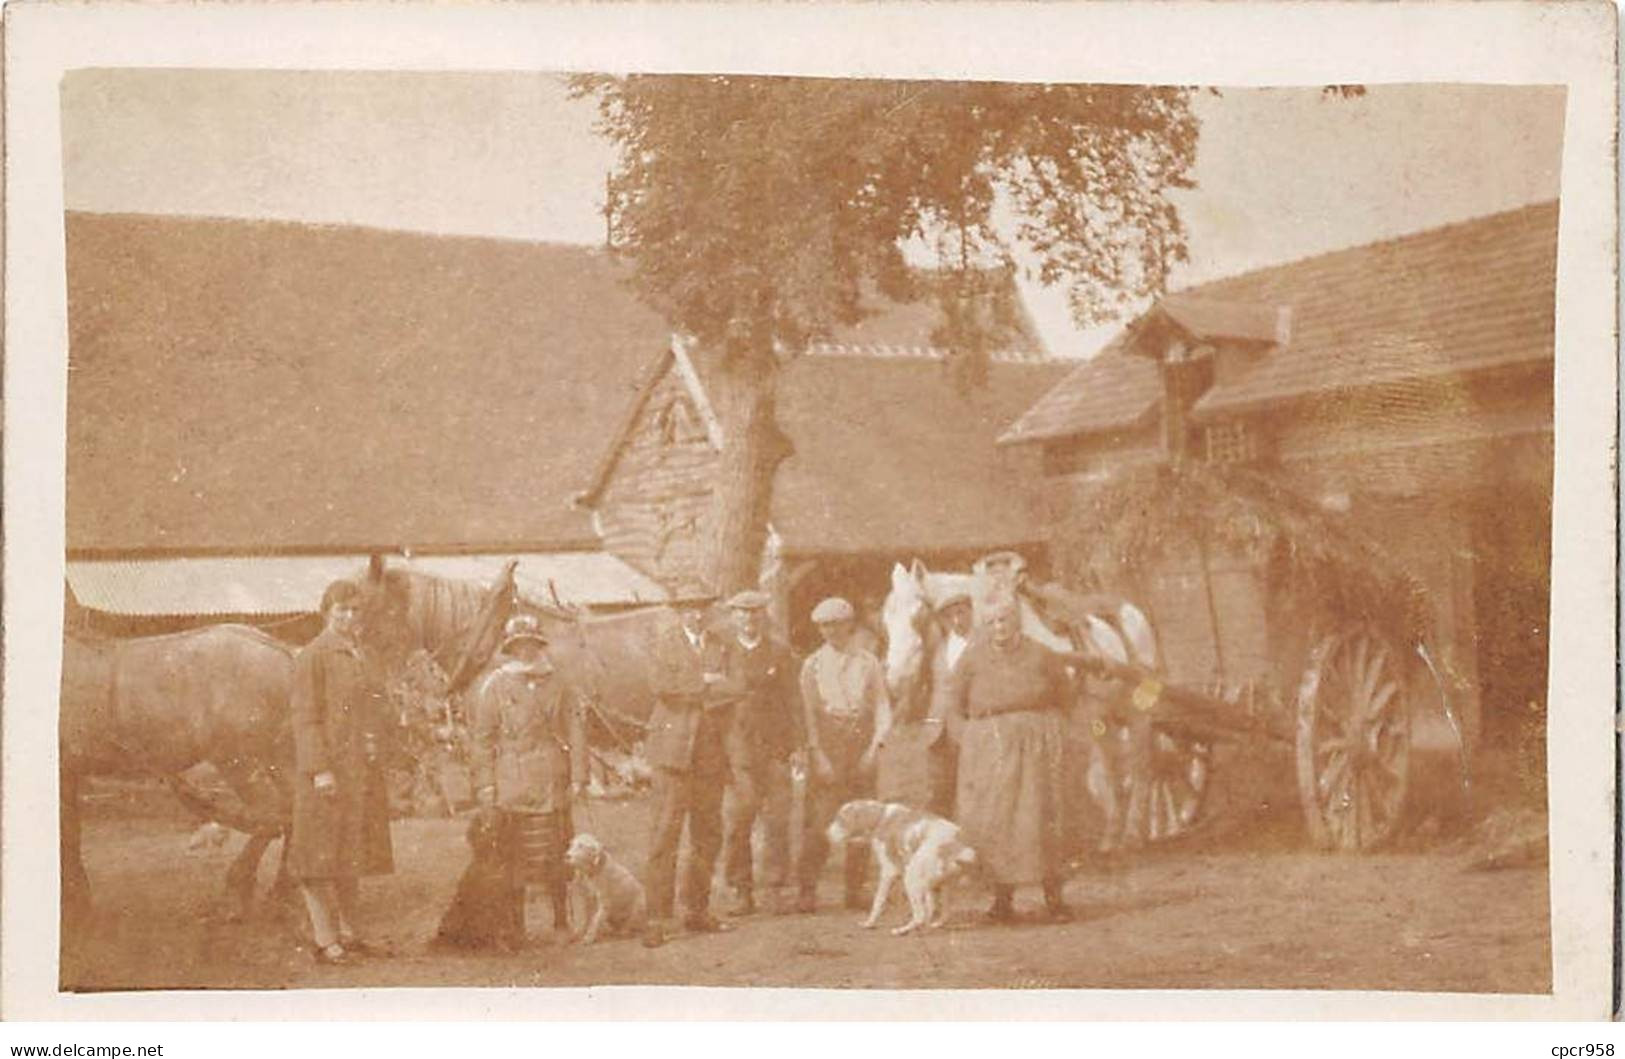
[934,591,973,614]
[811,596,855,624]
[725,589,771,611]
[500,613,549,649]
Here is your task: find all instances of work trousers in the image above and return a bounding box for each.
[300,876,360,950]
[723,757,793,894]
[798,714,874,898]
[644,764,727,921]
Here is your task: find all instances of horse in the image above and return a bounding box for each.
[59,622,299,922]
[353,557,669,794]
[880,553,1207,851]
[59,557,521,926]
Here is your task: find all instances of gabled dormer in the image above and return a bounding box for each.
[1121,294,1290,465]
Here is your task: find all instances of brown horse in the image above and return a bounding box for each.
[60,622,298,920]
[60,558,519,924]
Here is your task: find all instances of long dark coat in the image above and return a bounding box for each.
[288,627,394,879]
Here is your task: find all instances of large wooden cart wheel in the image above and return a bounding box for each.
[1295,628,1411,851]
[1101,717,1212,849]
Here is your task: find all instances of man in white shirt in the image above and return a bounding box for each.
[797,596,890,913]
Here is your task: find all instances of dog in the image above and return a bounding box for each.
[826,799,979,936]
[431,809,524,952]
[564,832,647,943]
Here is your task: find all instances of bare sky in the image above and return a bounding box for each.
[61,71,1564,355]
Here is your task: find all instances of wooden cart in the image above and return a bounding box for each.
[1020,523,1466,854]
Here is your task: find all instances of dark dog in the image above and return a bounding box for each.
[431,809,523,952]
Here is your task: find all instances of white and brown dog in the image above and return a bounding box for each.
[564,832,648,944]
[826,800,979,936]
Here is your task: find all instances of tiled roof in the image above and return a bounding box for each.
[996,335,1161,443]
[72,211,1056,560]
[770,353,1070,554]
[67,212,672,554]
[1156,294,1288,347]
[1000,201,1559,442]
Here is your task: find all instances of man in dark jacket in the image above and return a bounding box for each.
[641,589,735,947]
[718,590,801,917]
[290,579,394,965]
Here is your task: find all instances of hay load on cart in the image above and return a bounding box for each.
[1034,462,1470,853]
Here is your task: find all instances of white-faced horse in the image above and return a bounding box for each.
[881,554,1209,849]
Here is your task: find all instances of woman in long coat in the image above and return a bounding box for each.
[290,579,395,964]
[469,612,586,939]
[937,596,1076,923]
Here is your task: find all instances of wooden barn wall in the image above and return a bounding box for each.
[593,368,721,590]
[1039,420,1162,483]
[1035,369,1554,744]
[1270,375,1552,502]
[1136,550,1272,695]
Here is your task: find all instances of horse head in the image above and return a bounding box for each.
[356,555,521,694]
[882,559,933,704]
[355,555,419,673]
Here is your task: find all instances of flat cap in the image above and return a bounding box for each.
[811,596,855,624]
[725,589,771,610]
[934,591,973,613]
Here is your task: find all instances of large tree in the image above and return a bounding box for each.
[571,75,1200,594]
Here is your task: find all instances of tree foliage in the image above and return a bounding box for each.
[570,75,1200,370]
[568,75,1202,594]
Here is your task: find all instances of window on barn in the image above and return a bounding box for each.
[1204,420,1256,464]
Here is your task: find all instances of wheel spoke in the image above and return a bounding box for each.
[1350,768,1370,849]
[1318,752,1351,804]
[1357,643,1390,718]
[1316,735,1348,758]
[1349,635,1369,706]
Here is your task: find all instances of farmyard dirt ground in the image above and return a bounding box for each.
[60,745,1550,994]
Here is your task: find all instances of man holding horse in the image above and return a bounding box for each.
[469,611,587,943]
[641,589,736,947]
[718,589,801,917]
[290,579,395,966]
[877,590,974,817]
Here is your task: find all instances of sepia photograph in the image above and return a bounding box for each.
[3,0,1616,1024]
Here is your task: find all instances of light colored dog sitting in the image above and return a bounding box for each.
[564,832,648,944]
[826,799,979,936]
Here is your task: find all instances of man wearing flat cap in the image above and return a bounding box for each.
[797,596,891,913]
[718,589,800,917]
[879,592,974,816]
[469,611,587,942]
[641,587,734,946]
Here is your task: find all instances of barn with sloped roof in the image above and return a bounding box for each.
[66,211,676,633]
[1001,202,1558,746]
[573,280,1069,648]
